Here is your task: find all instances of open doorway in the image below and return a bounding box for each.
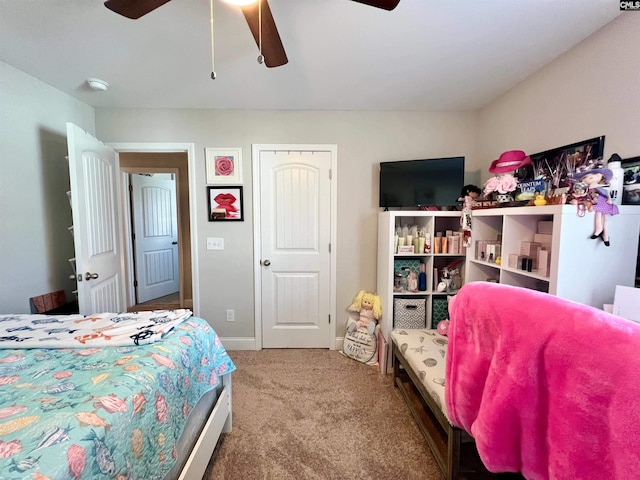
[128,172,179,307]
[119,152,193,311]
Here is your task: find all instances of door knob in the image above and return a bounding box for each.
[172,241,178,245]
[85,272,99,281]
[262,259,271,266]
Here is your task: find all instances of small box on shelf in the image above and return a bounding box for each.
[520,241,542,258]
[538,221,553,235]
[533,233,552,251]
[538,249,551,277]
[476,240,501,262]
[508,254,526,269]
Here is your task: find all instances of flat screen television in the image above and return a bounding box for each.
[379,157,465,208]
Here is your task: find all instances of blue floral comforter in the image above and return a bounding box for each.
[0,316,236,479]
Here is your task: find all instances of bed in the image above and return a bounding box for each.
[0,309,236,480]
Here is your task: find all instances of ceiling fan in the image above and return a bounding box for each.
[103,0,401,68]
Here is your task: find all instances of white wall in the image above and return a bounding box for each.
[478,14,640,177]
[0,62,95,313]
[95,109,479,339]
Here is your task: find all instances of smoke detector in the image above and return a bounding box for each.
[86,78,109,91]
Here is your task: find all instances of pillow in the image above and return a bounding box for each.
[342,324,379,365]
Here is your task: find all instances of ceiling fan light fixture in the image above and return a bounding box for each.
[86,78,109,91]
[222,0,258,5]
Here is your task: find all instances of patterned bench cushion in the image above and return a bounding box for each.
[390,328,450,422]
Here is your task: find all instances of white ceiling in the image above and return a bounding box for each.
[0,0,620,111]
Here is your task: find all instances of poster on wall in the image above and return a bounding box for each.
[529,136,605,190]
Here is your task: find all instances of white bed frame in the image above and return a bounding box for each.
[178,374,233,479]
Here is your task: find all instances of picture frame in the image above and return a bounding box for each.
[528,136,605,189]
[205,147,243,184]
[621,155,640,205]
[207,186,244,221]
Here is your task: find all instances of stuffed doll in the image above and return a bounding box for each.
[458,185,481,248]
[347,290,382,336]
[569,168,619,246]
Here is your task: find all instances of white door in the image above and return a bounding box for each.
[131,173,179,303]
[259,150,332,348]
[66,123,126,314]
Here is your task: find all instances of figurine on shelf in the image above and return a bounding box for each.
[459,184,482,248]
[533,190,547,206]
[569,168,619,246]
[457,184,482,203]
[568,181,597,216]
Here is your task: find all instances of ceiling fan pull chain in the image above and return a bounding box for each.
[257,0,264,65]
[210,0,216,79]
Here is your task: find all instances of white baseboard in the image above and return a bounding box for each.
[219,337,258,350]
[221,337,344,351]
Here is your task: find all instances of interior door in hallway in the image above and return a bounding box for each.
[131,173,179,304]
[259,150,332,348]
[66,122,126,314]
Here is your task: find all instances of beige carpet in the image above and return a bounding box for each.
[204,349,440,480]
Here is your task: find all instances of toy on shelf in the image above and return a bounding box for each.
[569,168,619,246]
[459,185,481,247]
[533,191,547,206]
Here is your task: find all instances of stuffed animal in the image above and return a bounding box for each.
[347,290,382,336]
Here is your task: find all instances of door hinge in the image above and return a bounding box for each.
[329,243,331,253]
[129,183,133,192]
[329,168,332,180]
[134,280,138,287]
[328,314,331,324]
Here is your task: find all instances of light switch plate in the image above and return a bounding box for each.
[206,237,224,250]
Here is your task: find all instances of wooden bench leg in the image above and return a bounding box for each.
[393,353,400,387]
[448,427,461,480]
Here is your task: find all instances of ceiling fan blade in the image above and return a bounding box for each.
[241,0,288,68]
[104,0,172,19]
[351,0,400,11]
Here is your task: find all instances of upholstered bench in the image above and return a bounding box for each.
[391,329,492,480]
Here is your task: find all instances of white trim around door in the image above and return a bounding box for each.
[107,142,200,316]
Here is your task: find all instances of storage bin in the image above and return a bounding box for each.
[431,297,450,329]
[394,298,426,329]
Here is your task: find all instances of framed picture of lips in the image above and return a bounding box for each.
[207,186,244,221]
[205,147,243,184]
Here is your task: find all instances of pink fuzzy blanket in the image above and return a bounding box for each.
[445,282,640,479]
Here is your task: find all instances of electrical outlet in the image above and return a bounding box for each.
[226,309,235,322]
[206,237,224,250]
